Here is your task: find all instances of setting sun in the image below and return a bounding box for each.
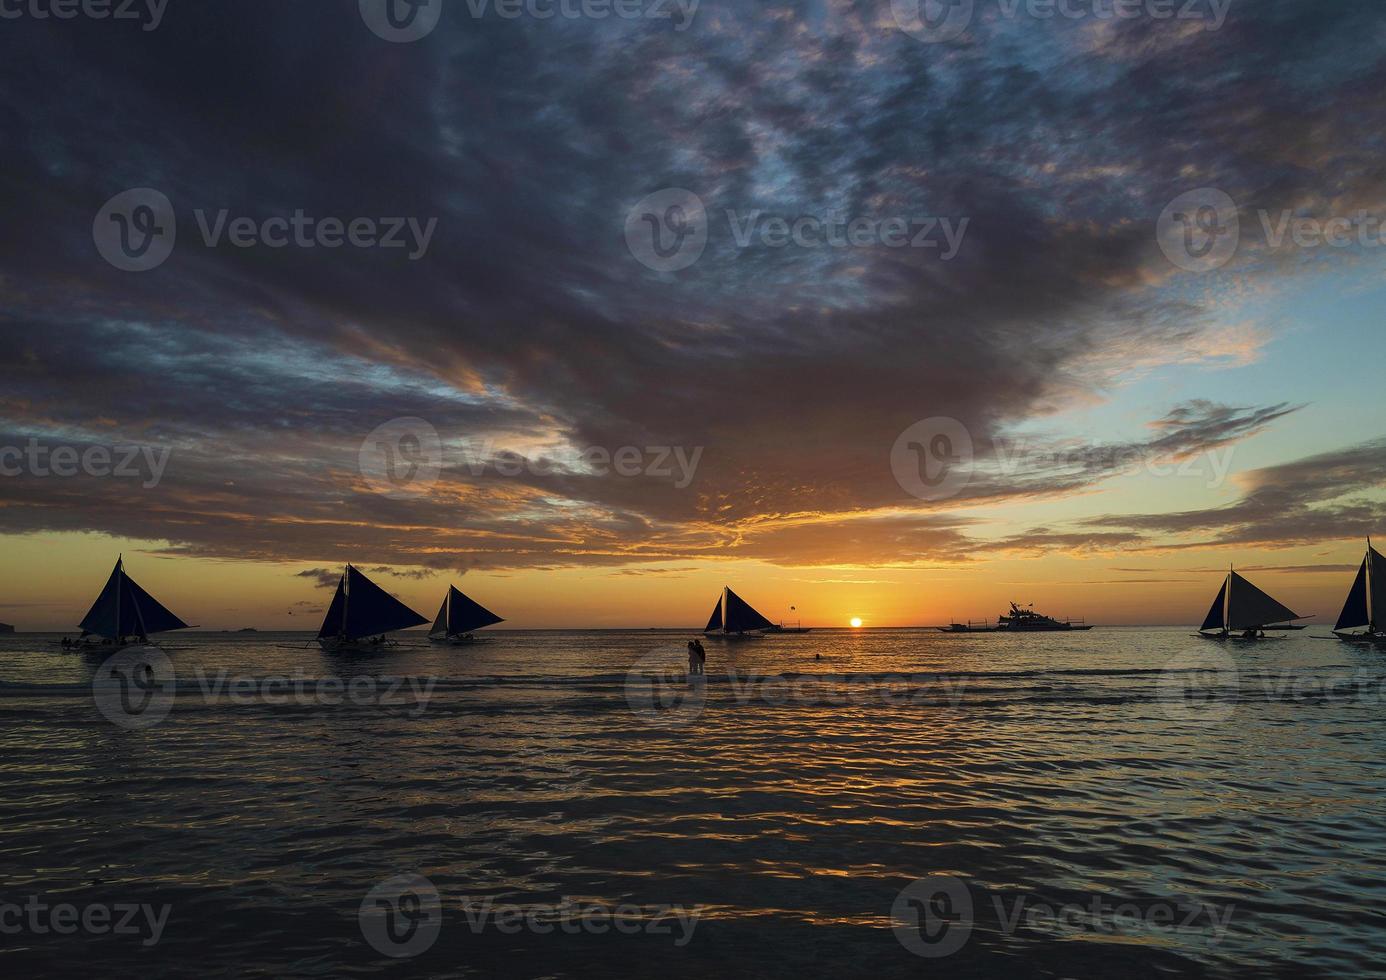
[850,617,863,628]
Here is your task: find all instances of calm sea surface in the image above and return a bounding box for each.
[3,627,1385,978]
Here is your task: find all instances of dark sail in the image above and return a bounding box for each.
[1227,571,1301,631]
[1199,579,1227,632]
[317,574,348,639]
[1335,559,1370,632]
[343,565,428,639]
[442,586,503,634]
[78,558,189,639]
[723,588,775,633]
[429,596,448,636]
[1370,545,1385,630]
[704,597,723,632]
[318,565,428,641]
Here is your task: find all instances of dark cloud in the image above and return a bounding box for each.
[0,1,1382,570]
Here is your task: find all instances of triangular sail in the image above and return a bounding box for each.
[429,594,449,637]
[1227,571,1301,631]
[723,587,775,633]
[121,574,190,635]
[704,596,723,632]
[443,586,503,634]
[317,574,348,639]
[1199,579,1227,632]
[1335,559,1370,632]
[1369,545,1385,631]
[341,566,429,640]
[78,559,189,639]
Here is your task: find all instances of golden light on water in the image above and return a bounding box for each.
[849,617,863,628]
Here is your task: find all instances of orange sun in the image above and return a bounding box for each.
[850,617,863,628]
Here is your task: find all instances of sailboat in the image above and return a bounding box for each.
[1332,538,1386,645]
[1196,567,1310,640]
[67,556,192,650]
[428,585,504,644]
[316,564,428,653]
[702,586,775,638]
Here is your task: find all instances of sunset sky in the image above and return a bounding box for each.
[1,1,1384,629]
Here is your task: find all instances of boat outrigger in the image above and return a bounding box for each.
[1331,538,1386,646]
[1196,567,1309,640]
[316,564,428,653]
[703,586,776,638]
[65,556,192,651]
[428,585,504,644]
[938,619,998,633]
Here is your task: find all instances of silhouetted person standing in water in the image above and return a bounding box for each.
[688,640,700,677]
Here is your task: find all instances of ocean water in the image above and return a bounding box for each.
[3,627,1386,978]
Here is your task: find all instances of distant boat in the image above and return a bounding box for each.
[0,622,13,634]
[1332,538,1386,645]
[937,619,998,633]
[68,556,191,650]
[762,623,813,634]
[994,602,1092,632]
[703,586,775,637]
[429,585,504,644]
[316,564,428,653]
[1197,567,1309,640]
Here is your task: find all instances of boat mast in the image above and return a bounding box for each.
[342,565,352,639]
[1368,537,1375,633]
[1224,564,1232,633]
[115,555,122,641]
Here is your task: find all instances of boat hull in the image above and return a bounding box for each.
[1333,630,1386,645]
[317,637,399,654]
